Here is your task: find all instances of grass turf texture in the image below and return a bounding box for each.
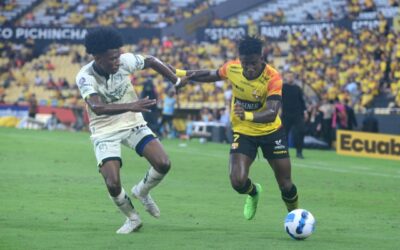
[0,127,398,250]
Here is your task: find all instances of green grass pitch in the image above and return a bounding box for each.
[0,127,399,250]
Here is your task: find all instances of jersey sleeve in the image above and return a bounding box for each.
[266,67,283,97]
[76,73,97,100]
[121,53,145,73]
[217,61,230,80]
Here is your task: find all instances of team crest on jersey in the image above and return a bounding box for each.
[78,77,90,87]
[252,85,265,100]
[252,90,261,99]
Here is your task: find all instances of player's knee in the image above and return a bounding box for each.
[152,156,171,174]
[106,180,121,197]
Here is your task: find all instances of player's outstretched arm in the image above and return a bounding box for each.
[166,64,220,82]
[143,56,178,82]
[143,56,192,87]
[188,70,222,82]
[234,98,281,124]
[86,94,156,115]
[166,64,223,89]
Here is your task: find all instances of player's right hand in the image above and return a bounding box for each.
[175,73,195,90]
[234,102,245,120]
[130,96,157,112]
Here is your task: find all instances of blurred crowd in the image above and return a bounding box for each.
[346,0,398,19]
[1,0,400,136]
[2,0,399,28]
[1,25,400,109]
[286,19,399,111]
[12,0,224,28]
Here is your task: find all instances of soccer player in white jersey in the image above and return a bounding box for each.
[76,27,189,234]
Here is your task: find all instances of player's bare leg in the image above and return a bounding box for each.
[229,153,262,220]
[100,160,142,234]
[268,158,298,212]
[132,139,170,218]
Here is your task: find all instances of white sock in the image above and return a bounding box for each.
[110,188,139,220]
[136,167,165,196]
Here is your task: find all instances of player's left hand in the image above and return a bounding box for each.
[234,103,245,120]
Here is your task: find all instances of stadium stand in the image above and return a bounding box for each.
[230,0,398,25]
[1,0,400,135]
[356,0,399,19]
[3,25,398,112]
[17,0,120,27]
[0,0,39,25]
[288,25,396,108]
[16,0,228,28]
[1,35,227,108]
[231,0,346,25]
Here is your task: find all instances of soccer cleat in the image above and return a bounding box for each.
[116,217,143,234]
[131,185,160,218]
[243,183,262,220]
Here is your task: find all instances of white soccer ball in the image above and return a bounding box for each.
[284,209,316,240]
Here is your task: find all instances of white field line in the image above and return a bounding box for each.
[294,162,400,179]
[169,147,400,179]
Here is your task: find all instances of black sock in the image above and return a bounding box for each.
[246,179,258,196]
[236,179,258,196]
[281,184,299,212]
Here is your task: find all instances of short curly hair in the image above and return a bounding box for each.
[84,27,123,55]
[238,36,263,56]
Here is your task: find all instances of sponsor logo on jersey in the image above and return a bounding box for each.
[234,97,262,111]
[104,83,129,102]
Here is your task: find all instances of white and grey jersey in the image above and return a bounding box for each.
[76,53,147,138]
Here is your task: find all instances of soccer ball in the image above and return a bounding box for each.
[284,209,316,240]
